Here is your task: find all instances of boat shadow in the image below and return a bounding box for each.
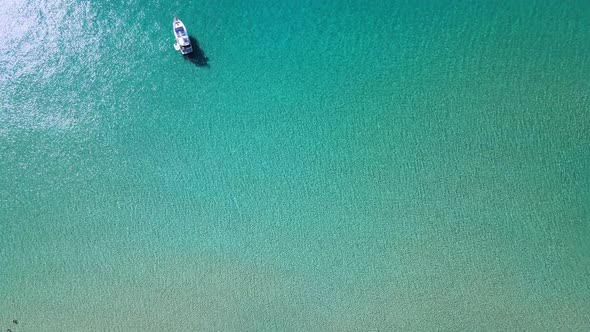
[184,36,209,67]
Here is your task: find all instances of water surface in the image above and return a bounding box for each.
[1,0,589,330]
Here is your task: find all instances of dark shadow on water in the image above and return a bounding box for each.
[184,36,209,67]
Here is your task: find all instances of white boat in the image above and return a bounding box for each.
[173,17,193,55]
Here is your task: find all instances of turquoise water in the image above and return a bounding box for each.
[1,0,589,330]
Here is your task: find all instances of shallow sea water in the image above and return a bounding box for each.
[1,0,589,330]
